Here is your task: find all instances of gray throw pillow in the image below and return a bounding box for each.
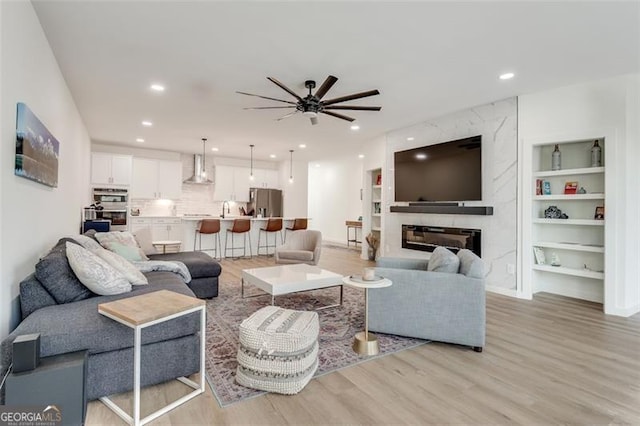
[19,274,57,319]
[427,246,460,273]
[34,238,94,304]
[457,249,486,279]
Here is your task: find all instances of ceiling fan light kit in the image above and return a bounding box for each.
[238,75,381,125]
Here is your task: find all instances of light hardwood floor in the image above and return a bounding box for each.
[86,245,640,425]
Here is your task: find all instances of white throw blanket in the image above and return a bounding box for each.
[132,260,192,283]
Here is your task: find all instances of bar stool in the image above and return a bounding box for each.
[257,218,283,256]
[225,218,252,259]
[194,219,221,259]
[285,218,308,241]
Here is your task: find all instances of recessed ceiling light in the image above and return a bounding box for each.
[270,154,276,158]
[358,154,365,159]
[350,124,360,131]
[299,144,306,149]
[141,120,153,127]
[136,138,144,143]
[415,153,427,160]
[407,137,415,141]
[499,72,515,80]
[211,147,219,152]
[150,83,165,92]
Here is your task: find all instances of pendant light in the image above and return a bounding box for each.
[249,144,255,181]
[201,138,207,178]
[289,150,294,183]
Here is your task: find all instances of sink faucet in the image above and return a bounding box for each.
[221,201,230,218]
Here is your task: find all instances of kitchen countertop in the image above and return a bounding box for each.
[132,215,305,222]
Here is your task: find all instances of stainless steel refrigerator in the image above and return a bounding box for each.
[248,188,283,217]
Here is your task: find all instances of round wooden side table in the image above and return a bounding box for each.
[342,275,392,356]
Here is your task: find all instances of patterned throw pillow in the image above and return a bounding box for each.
[95,248,148,285]
[73,234,103,252]
[427,246,460,274]
[66,242,132,295]
[94,231,149,262]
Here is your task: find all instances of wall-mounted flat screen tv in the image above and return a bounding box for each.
[394,135,482,202]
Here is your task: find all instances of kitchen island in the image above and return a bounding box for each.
[132,215,307,258]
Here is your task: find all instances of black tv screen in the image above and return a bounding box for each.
[394,135,482,202]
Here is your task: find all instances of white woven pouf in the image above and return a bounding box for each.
[236,306,319,395]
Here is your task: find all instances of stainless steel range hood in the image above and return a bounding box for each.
[184,139,214,184]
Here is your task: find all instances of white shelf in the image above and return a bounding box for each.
[533,166,605,177]
[533,193,604,200]
[533,242,605,253]
[532,264,604,280]
[372,213,381,217]
[372,185,382,189]
[371,227,381,231]
[372,199,381,203]
[533,218,604,226]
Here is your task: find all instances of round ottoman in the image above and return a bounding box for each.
[236,306,319,395]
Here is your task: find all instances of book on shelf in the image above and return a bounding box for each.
[564,181,578,194]
[543,181,551,195]
[376,174,382,186]
[533,247,546,265]
[535,179,543,195]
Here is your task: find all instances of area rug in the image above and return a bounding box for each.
[204,280,426,407]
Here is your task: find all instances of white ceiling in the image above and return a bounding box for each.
[32,1,639,162]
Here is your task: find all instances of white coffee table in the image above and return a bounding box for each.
[342,275,392,356]
[241,264,344,310]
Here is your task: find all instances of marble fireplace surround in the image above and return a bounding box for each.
[383,97,517,292]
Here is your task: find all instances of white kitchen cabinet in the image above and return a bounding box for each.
[252,168,280,188]
[130,217,184,250]
[131,158,182,200]
[214,165,250,202]
[91,153,132,186]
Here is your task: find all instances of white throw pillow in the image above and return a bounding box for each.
[94,231,149,261]
[66,242,132,295]
[95,248,149,285]
[132,226,158,255]
[427,246,460,274]
[73,234,103,252]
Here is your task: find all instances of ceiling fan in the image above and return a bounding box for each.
[237,75,381,125]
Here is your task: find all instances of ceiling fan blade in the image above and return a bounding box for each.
[314,75,338,100]
[276,111,299,121]
[310,116,319,125]
[267,77,303,101]
[322,89,380,106]
[243,106,296,110]
[236,91,297,105]
[324,105,381,111]
[320,110,355,122]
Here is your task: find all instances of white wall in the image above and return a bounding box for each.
[518,74,640,316]
[279,159,309,219]
[308,155,364,244]
[1,1,92,341]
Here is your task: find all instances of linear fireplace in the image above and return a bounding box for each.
[402,225,481,257]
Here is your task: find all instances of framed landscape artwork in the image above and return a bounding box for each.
[15,103,59,188]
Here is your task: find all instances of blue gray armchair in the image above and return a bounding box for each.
[369,249,486,352]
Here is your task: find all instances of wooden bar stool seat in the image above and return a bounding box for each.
[258,218,283,256]
[194,219,221,259]
[225,219,252,259]
[285,218,308,241]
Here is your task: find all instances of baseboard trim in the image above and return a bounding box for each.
[605,303,640,317]
[485,285,518,298]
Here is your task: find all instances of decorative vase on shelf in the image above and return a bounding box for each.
[551,144,561,171]
[591,139,602,167]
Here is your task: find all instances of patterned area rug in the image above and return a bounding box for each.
[205,280,426,407]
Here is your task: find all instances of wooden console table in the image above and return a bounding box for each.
[345,220,362,247]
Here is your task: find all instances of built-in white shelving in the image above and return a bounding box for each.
[533,218,604,226]
[527,137,606,308]
[533,193,604,201]
[533,241,604,253]
[532,264,604,280]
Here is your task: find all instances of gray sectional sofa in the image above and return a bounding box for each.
[370,250,486,351]
[1,237,221,401]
